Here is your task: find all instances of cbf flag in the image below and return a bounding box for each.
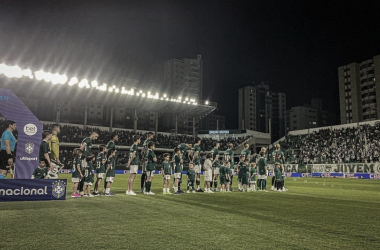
[0,179,67,202]
[0,88,43,179]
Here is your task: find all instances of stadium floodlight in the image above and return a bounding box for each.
[51,73,62,84]
[91,80,98,87]
[0,63,6,74]
[205,101,209,105]
[43,72,53,83]
[185,97,189,101]
[136,93,140,96]
[4,65,23,78]
[78,79,89,88]
[22,69,32,77]
[108,87,113,92]
[34,70,44,81]
[115,88,119,93]
[98,83,107,91]
[178,96,182,100]
[68,77,78,86]
[163,94,167,98]
[190,99,195,103]
[142,93,146,97]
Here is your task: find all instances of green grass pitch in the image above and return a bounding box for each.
[1,175,379,250]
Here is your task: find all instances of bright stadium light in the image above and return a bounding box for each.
[51,73,62,84]
[142,93,146,97]
[22,69,32,77]
[0,63,6,74]
[5,65,23,78]
[108,87,113,92]
[185,97,189,101]
[91,80,98,87]
[115,88,119,93]
[205,100,209,105]
[163,94,167,98]
[68,77,78,86]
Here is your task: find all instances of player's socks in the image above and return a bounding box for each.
[196,178,200,190]
[214,181,217,190]
[163,188,166,194]
[210,181,213,188]
[105,188,110,194]
[174,187,178,193]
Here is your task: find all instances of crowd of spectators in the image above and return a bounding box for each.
[273,124,380,165]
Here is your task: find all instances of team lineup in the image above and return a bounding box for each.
[64,130,288,197]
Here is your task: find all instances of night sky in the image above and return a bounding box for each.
[1,0,380,128]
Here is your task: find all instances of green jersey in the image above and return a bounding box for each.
[174,155,182,173]
[257,157,267,175]
[240,148,251,161]
[72,157,82,178]
[162,161,172,175]
[223,149,234,168]
[146,149,156,171]
[39,140,51,162]
[274,150,285,164]
[274,167,283,181]
[106,140,116,151]
[219,166,227,176]
[187,169,195,180]
[211,147,220,167]
[85,161,95,183]
[106,156,116,177]
[178,143,189,160]
[240,164,249,176]
[81,137,92,157]
[32,167,48,179]
[250,167,257,181]
[191,144,201,165]
[96,152,106,173]
[129,143,140,165]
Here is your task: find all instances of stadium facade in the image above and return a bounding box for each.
[338,55,380,124]
[238,82,286,141]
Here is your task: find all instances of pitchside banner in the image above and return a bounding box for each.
[0,179,67,202]
[0,88,43,179]
[267,164,298,173]
[310,163,380,174]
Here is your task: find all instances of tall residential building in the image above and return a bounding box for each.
[164,55,203,100]
[338,55,380,124]
[238,82,286,141]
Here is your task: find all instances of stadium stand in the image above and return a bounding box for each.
[270,123,380,164]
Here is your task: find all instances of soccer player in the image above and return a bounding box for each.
[84,154,96,197]
[31,160,48,179]
[237,155,245,191]
[274,162,284,191]
[224,162,231,192]
[240,159,250,192]
[273,144,287,191]
[145,141,157,195]
[249,162,257,191]
[48,124,62,179]
[39,130,52,171]
[257,151,268,191]
[141,132,154,193]
[126,135,141,196]
[161,153,172,195]
[239,143,251,191]
[105,133,118,190]
[105,149,116,196]
[191,137,203,192]
[203,153,213,193]
[211,142,220,192]
[223,143,235,190]
[186,162,196,193]
[94,145,107,195]
[219,161,227,192]
[0,120,17,178]
[71,148,83,198]
[173,148,183,195]
[79,130,99,195]
[174,142,191,194]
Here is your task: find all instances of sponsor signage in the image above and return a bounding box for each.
[309,163,380,174]
[267,164,299,173]
[0,179,67,202]
[0,88,43,179]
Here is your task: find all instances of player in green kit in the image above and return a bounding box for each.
[274,162,284,191]
[240,159,250,192]
[145,141,157,195]
[191,138,203,192]
[141,132,154,193]
[249,162,257,191]
[126,135,141,196]
[174,143,191,194]
[239,143,251,191]
[94,145,107,196]
[161,153,172,195]
[173,148,184,195]
[273,144,287,191]
[105,149,116,196]
[79,130,99,195]
[257,151,268,191]
[84,154,96,197]
[210,142,220,192]
[31,160,48,179]
[237,155,245,192]
[105,133,118,191]
[223,143,235,190]
[186,162,196,193]
[71,148,83,198]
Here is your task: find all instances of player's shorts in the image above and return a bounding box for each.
[106,177,114,183]
[130,165,138,174]
[213,167,219,175]
[242,175,249,185]
[146,170,154,177]
[220,177,226,185]
[97,173,105,179]
[164,175,171,180]
[258,174,267,180]
[85,182,93,186]
[72,177,81,183]
[204,170,212,182]
[174,173,181,179]
[194,164,201,174]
